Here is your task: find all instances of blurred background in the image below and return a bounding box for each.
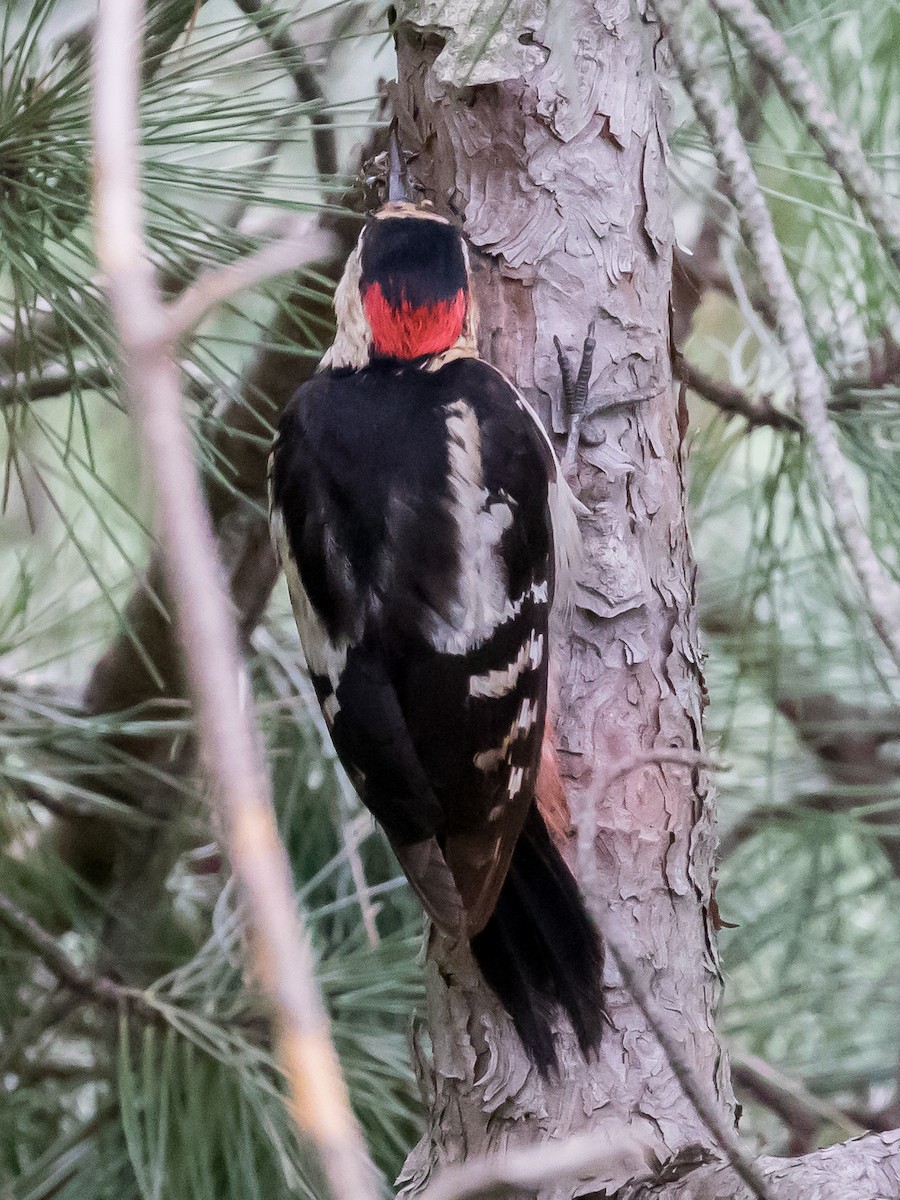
[1,0,898,1195]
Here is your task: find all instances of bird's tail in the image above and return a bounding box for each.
[469,804,605,1074]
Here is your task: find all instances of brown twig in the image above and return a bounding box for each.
[730,1050,865,1146]
[90,6,378,1200]
[709,0,900,274]
[656,0,900,675]
[231,0,340,186]
[0,892,156,1020]
[0,364,113,408]
[675,356,803,432]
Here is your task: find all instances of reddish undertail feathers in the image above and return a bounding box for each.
[536,719,572,849]
[363,283,467,360]
[269,201,605,1076]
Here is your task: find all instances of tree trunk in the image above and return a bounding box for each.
[392,3,900,1198]
[394,0,725,1191]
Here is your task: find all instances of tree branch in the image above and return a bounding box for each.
[730,1050,865,1146]
[708,0,900,274]
[0,364,113,408]
[164,219,337,342]
[675,356,802,432]
[420,1126,662,1200]
[0,892,156,1021]
[655,0,900,674]
[602,934,778,1200]
[90,7,378,1200]
[719,690,900,874]
[231,0,340,185]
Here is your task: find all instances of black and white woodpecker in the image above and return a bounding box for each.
[268,198,604,1072]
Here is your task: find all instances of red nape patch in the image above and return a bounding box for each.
[363,282,466,359]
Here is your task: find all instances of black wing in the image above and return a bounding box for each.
[269,356,558,935]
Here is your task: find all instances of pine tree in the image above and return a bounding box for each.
[1,1,899,1197]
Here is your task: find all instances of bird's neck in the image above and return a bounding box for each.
[363,282,467,360]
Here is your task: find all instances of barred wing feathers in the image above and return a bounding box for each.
[269,357,556,936]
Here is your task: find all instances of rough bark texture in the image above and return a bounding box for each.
[631,1129,900,1199]
[394,3,729,1195]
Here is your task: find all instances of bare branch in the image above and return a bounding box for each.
[231,0,340,185]
[675,356,802,432]
[730,1050,865,1143]
[90,6,378,1200]
[603,933,778,1200]
[0,892,156,1021]
[420,1126,661,1200]
[603,748,722,787]
[655,0,900,675]
[0,364,112,408]
[709,0,900,274]
[164,220,337,342]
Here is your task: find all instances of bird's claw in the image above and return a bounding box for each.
[555,321,596,477]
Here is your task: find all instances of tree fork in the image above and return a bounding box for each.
[393,2,731,1192]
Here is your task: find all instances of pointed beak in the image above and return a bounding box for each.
[387,121,410,202]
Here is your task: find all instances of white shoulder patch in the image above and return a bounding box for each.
[481,364,583,614]
[428,399,517,654]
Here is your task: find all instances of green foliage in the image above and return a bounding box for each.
[1,0,899,1188]
[676,0,900,1148]
[1,645,425,1199]
[0,1,418,1196]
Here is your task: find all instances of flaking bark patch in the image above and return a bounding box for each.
[395,1,732,1195]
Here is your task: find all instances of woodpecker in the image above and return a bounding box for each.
[269,200,604,1072]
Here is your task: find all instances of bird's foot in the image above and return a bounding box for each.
[553,321,596,476]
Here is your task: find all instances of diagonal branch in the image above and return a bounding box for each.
[675,356,802,432]
[90,6,378,1200]
[730,1050,865,1146]
[232,0,340,185]
[0,892,157,1022]
[165,218,337,342]
[602,933,778,1200]
[655,0,900,675]
[708,0,900,274]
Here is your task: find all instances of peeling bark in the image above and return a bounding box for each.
[394,2,729,1195]
[630,1129,900,1199]
[391,7,900,1199]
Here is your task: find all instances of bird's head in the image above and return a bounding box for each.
[322,201,478,370]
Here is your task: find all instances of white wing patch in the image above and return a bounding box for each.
[428,399,517,654]
[468,630,544,699]
[479,363,583,614]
